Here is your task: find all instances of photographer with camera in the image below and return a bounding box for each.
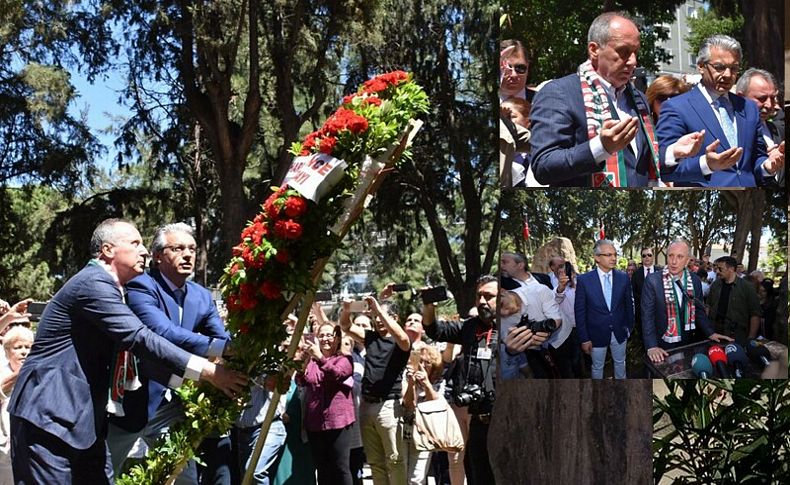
[421,275,498,485]
[499,277,556,379]
[500,252,562,378]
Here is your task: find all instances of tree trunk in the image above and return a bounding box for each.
[741,0,783,76]
[722,190,754,261]
[747,189,766,272]
[490,380,653,484]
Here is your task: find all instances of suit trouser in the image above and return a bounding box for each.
[10,416,113,484]
[106,398,198,483]
[591,333,627,379]
[465,416,494,485]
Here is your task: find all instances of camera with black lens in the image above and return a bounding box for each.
[453,384,484,407]
[516,314,557,334]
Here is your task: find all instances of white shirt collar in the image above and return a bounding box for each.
[93,258,123,293]
[700,84,727,106]
[159,272,185,293]
[596,267,613,278]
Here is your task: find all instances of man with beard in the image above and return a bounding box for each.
[421,275,498,484]
[641,240,732,363]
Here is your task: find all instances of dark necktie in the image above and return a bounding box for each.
[173,288,185,307]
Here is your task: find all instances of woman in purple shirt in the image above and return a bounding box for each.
[297,323,355,485]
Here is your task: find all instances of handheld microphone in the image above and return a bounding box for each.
[747,340,771,367]
[691,353,714,379]
[707,345,730,378]
[724,343,748,378]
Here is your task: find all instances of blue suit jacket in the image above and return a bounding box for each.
[656,85,768,187]
[641,271,714,350]
[111,269,230,431]
[7,264,192,450]
[530,73,654,187]
[574,269,635,347]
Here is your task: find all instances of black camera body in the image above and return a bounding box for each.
[453,384,483,407]
[516,314,557,334]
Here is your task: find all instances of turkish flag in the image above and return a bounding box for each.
[523,215,530,240]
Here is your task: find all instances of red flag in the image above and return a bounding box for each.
[598,221,605,240]
[523,214,530,240]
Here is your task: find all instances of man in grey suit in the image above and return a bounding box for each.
[641,240,731,363]
[8,219,247,483]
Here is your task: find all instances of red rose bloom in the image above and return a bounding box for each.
[239,283,257,310]
[274,219,302,240]
[283,196,307,218]
[275,248,289,263]
[363,78,387,93]
[319,136,337,154]
[260,281,282,300]
[232,244,245,257]
[342,94,356,105]
[365,96,382,106]
[226,294,241,312]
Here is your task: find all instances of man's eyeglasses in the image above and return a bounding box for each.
[705,62,739,74]
[506,63,528,74]
[641,253,653,258]
[164,245,198,254]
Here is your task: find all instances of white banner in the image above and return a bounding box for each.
[283,153,347,202]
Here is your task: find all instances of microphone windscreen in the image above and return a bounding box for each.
[746,343,771,366]
[725,343,748,366]
[707,345,727,365]
[691,353,713,378]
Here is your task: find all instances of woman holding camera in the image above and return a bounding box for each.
[403,342,445,485]
[297,323,355,485]
[552,263,583,377]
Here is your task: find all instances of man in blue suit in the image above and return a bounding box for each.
[107,222,232,482]
[575,239,634,379]
[657,35,784,187]
[530,12,660,187]
[8,219,247,484]
[641,240,732,364]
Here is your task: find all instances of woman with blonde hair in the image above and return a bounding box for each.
[0,326,34,485]
[646,75,691,123]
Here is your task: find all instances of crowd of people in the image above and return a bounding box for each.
[499,11,785,188]
[498,240,787,380]
[0,219,514,485]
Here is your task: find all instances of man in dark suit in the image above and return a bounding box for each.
[641,240,732,363]
[107,223,232,481]
[529,12,660,187]
[736,67,785,187]
[575,239,634,379]
[657,35,784,187]
[631,247,662,325]
[8,219,246,484]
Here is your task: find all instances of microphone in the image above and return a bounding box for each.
[691,353,714,378]
[747,340,772,367]
[724,343,748,378]
[707,345,730,378]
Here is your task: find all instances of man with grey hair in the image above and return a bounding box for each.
[736,67,785,186]
[107,222,233,481]
[657,34,784,187]
[641,240,731,364]
[574,239,634,379]
[8,218,246,483]
[530,12,704,187]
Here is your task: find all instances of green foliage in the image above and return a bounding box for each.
[501,0,685,82]
[654,380,790,483]
[0,186,66,300]
[685,7,745,65]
